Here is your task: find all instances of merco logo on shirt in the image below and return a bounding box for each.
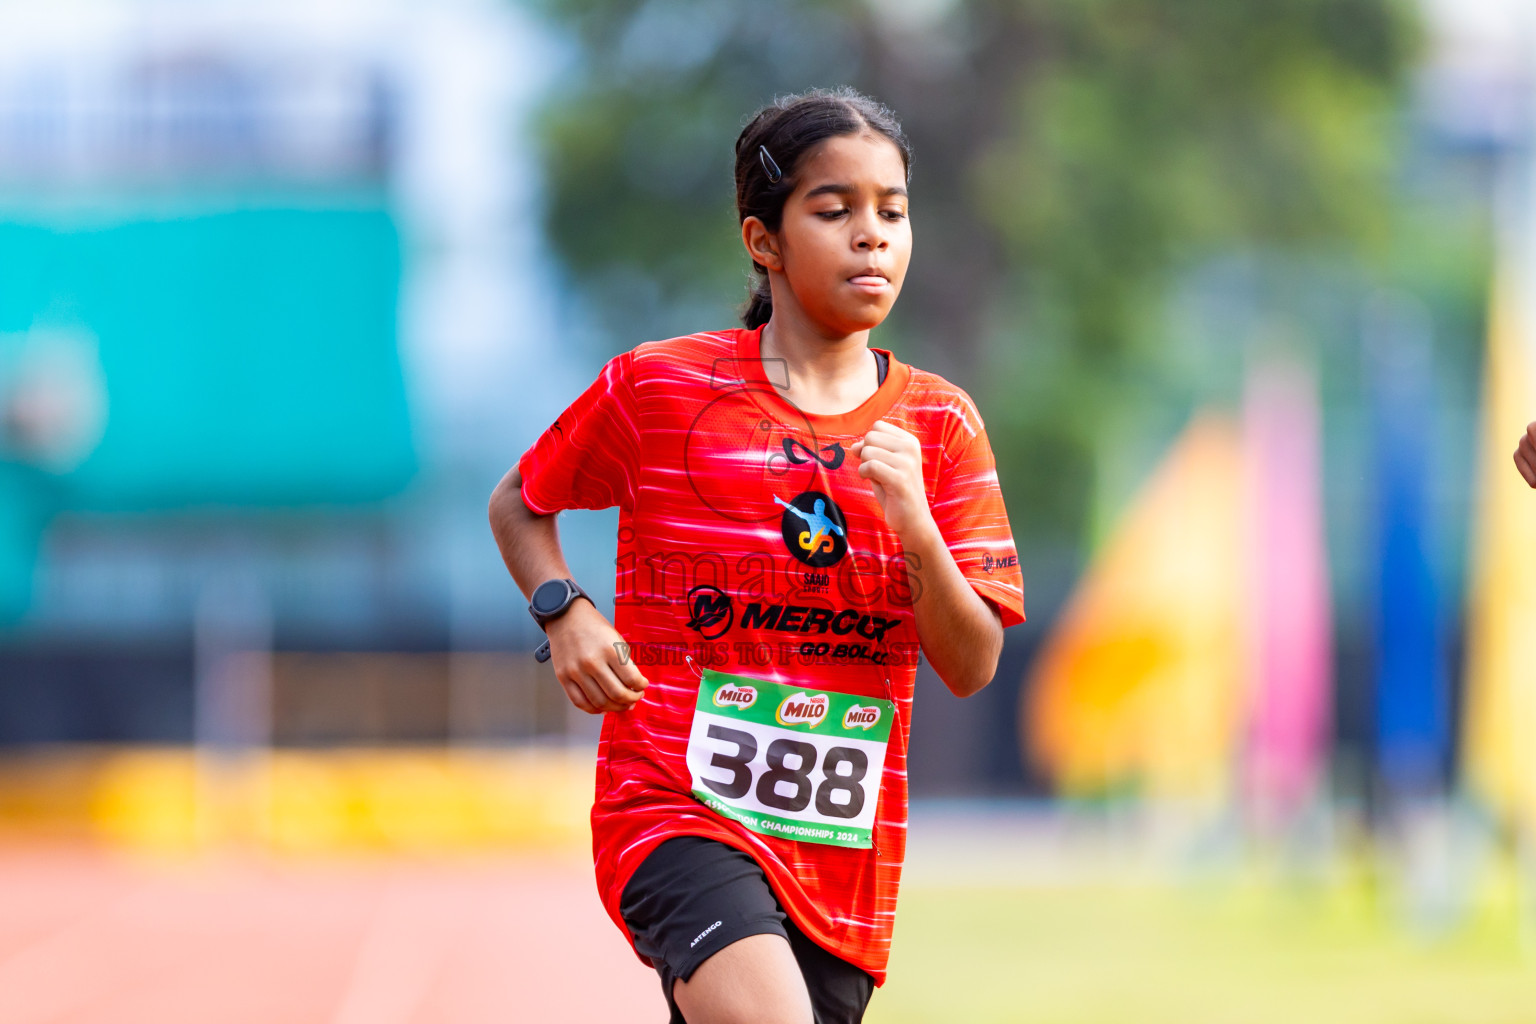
[843,704,881,730]
[776,692,829,728]
[712,683,758,709]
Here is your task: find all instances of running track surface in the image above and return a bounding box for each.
[0,845,668,1024]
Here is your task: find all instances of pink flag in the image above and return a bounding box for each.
[1242,354,1334,831]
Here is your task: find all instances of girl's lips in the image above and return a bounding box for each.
[847,274,889,289]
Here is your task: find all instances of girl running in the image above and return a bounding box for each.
[489,87,1025,1024]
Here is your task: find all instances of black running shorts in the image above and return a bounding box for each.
[619,835,875,1024]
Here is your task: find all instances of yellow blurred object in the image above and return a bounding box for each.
[0,745,596,854]
[1025,415,1247,801]
[1462,270,1536,834]
[93,749,203,850]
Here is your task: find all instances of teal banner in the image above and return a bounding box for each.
[0,205,415,511]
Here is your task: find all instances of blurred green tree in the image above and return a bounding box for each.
[531,0,1419,555]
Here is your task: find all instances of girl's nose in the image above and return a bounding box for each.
[855,227,889,251]
[853,208,889,251]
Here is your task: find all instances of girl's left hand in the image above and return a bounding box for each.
[851,419,934,540]
[1516,420,1536,488]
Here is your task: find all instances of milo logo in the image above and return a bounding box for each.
[776,691,829,728]
[843,704,881,730]
[713,683,758,710]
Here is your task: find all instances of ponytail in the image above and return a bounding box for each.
[742,278,774,330]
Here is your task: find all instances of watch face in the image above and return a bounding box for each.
[532,579,570,615]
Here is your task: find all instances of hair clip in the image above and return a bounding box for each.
[758,145,783,184]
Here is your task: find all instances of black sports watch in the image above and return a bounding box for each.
[529,578,592,663]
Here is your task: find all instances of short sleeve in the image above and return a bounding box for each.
[930,420,1026,628]
[517,350,641,513]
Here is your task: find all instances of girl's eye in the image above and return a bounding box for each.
[816,209,848,220]
[882,210,907,221]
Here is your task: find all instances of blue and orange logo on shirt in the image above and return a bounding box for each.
[775,491,848,567]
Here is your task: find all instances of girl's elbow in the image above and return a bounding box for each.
[945,660,998,699]
[944,678,985,699]
[957,637,1005,698]
[966,673,996,699]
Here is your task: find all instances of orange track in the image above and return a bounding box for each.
[0,846,665,1023]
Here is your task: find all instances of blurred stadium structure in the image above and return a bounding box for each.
[0,0,622,848]
[1,0,1536,1018]
[0,3,586,719]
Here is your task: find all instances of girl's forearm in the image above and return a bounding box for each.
[488,467,649,713]
[488,466,575,599]
[900,520,1004,697]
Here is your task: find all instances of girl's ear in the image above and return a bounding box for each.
[741,216,783,273]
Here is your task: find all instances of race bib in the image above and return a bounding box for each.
[686,668,894,849]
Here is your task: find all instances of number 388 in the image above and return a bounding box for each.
[701,724,869,819]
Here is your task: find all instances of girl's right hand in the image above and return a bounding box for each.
[545,601,650,713]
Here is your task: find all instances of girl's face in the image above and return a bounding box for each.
[753,133,912,337]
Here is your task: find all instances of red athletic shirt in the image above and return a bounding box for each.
[517,326,1025,983]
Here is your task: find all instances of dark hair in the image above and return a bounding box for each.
[734,87,912,329]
